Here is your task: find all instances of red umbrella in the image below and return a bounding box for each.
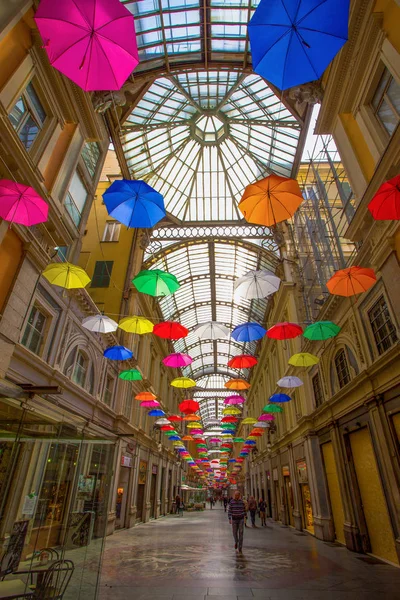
[179,400,200,414]
[368,175,400,220]
[168,415,183,422]
[221,416,238,423]
[153,321,189,340]
[227,355,258,368]
[160,425,175,431]
[267,322,303,340]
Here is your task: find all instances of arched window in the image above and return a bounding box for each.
[64,347,93,392]
[334,348,351,389]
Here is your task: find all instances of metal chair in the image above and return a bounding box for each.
[33,560,74,600]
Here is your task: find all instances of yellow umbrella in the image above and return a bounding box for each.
[222,407,241,415]
[288,352,319,368]
[118,316,154,334]
[171,377,196,388]
[43,262,91,289]
[242,417,257,425]
[186,422,200,429]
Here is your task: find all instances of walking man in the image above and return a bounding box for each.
[228,491,246,555]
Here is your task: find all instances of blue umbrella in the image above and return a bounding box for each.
[149,409,166,417]
[103,345,133,360]
[103,179,165,228]
[248,0,350,90]
[245,440,256,445]
[168,435,181,440]
[269,393,291,403]
[231,321,266,342]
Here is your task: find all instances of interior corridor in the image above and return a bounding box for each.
[98,507,400,600]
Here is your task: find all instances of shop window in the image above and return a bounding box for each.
[334,349,351,389]
[81,142,101,179]
[64,171,89,227]
[102,221,121,242]
[21,305,48,355]
[312,372,324,407]
[103,375,115,407]
[371,65,400,136]
[8,81,46,150]
[91,261,113,288]
[368,295,397,355]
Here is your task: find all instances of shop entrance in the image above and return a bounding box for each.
[150,466,157,519]
[273,473,281,521]
[321,442,345,544]
[300,483,314,533]
[115,466,130,529]
[283,474,295,527]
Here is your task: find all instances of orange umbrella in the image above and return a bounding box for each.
[327,267,376,297]
[182,435,194,441]
[224,378,251,390]
[135,391,157,401]
[183,414,201,421]
[238,174,303,227]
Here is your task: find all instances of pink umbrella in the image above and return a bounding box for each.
[258,413,275,421]
[162,353,193,368]
[224,395,246,405]
[209,438,221,443]
[140,400,160,409]
[34,0,139,91]
[190,429,203,435]
[0,180,48,226]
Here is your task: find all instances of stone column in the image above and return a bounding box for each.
[143,448,153,523]
[155,456,162,519]
[288,444,303,531]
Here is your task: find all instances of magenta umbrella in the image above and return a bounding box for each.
[258,413,275,421]
[0,180,48,226]
[224,395,246,405]
[140,400,160,408]
[162,353,193,368]
[34,0,139,91]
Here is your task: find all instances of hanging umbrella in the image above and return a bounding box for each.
[222,407,241,415]
[327,267,376,297]
[254,422,270,428]
[118,316,154,334]
[267,322,303,340]
[277,376,303,388]
[0,179,48,226]
[193,322,231,339]
[148,409,166,417]
[263,404,283,413]
[171,377,196,389]
[225,378,251,390]
[242,417,257,425]
[104,346,132,361]
[258,413,275,421]
[239,174,303,227]
[179,400,200,414]
[269,393,291,403]
[168,435,181,441]
[168,415,183,422]
[155,418,170,425]
[34,0,139,91]
[182,435,194,441]
[162,353,193,368]
[161,425,176,431]
[227,355,257,369]
[119,369,142,381]
[209,438,221,443]
[153,321,189,340]
[183,414,201,421]
[43,263,91,289]
[132,269,180,297]
[234,437,245,443]
[103,180,165,228]
[221,416,238,423]
[231,322,266,342]
[140,400,160,408]
[234,269,281,300]
[224,395,246,405]
[289,352,319,368]
[82,314,118,333]
[186,423,200,429]
[303,321,340,341]
[368,175,400,220]
[248,0,350,90]
[135,392,157,401]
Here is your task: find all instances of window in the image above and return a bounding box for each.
[64,348,95,392]
[72,351,89,387]
[64,172,89,227]
[91,261,113,288]
[21,306,47,355]
[312,373,324,407]
[102,221,121,242]
[124,394,132,419]
[368,295,397,355]
[8,82,46,150]
[334,349,351,389]
[81,142,101,179]
[371,66,400,135]
[55,246,69,262]
[104,375,115,406]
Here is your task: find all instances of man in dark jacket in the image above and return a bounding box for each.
[228,491,246,554]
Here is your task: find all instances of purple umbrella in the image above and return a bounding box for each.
[224,395,246,405]
[162,353,193,368]
[258,413,275,421]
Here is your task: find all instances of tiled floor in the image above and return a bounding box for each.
[98,507,400,600]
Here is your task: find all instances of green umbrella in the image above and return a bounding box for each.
[263,404,283,413]
[303,321,340,341]
[132,269,180,297]
[119,369,142,381]
[234,437,245,443]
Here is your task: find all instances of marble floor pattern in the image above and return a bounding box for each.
[98,507,400,600]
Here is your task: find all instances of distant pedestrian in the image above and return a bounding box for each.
[248,496,257,527]
[228,491,246,555]
[223,497,228,512]
[259,498,266,527]
[243,497,249,527]
[209,496,214,509]
[175,495,181,514]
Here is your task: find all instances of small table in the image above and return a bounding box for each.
[0,579,34,598]
[13,560,57,575]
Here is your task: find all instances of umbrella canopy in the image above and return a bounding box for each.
[148,409,166,417]
[231,322,266,342]
[118,316,154,334]
[155,418,170,425]
[289,352,319,368]
[239,174,303,227]
[193,321,231,339]
[224,395,246,405]
[34,0,139,91]
[183,414,201,421]
[254,421,270,428]
[225,378,251,390]
[103,180,165,228]
[222,407,241,415]
[168,435,181,440]
[258,413,275,421]
[135,392,157,401]
[82,314,118,333]
[248,0,350,90]
[171,377,196,389]
[234,269,281,300]
[221,416,238,423]
[227,355,258,369]
[179,400,200,414]
[153,321,189,340]
[234,437,245,443]
[327,267,376,297]
[162,353,193,368]
[267,322,303,340]
[185,422,200,429]
[103,345,132,361]
[140,400,160,408]
[277,376,303,388]
[168,415,183,422]
[368,175,400,220]
[269,393,291,403]
[161,425,175,431]
[43,263,91,289]
[119,369,142,381]
[303,321,340,341]
[182,435,194,441]
[0,180,48,226]
[132,269,180,297]
[242,417,257,425]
